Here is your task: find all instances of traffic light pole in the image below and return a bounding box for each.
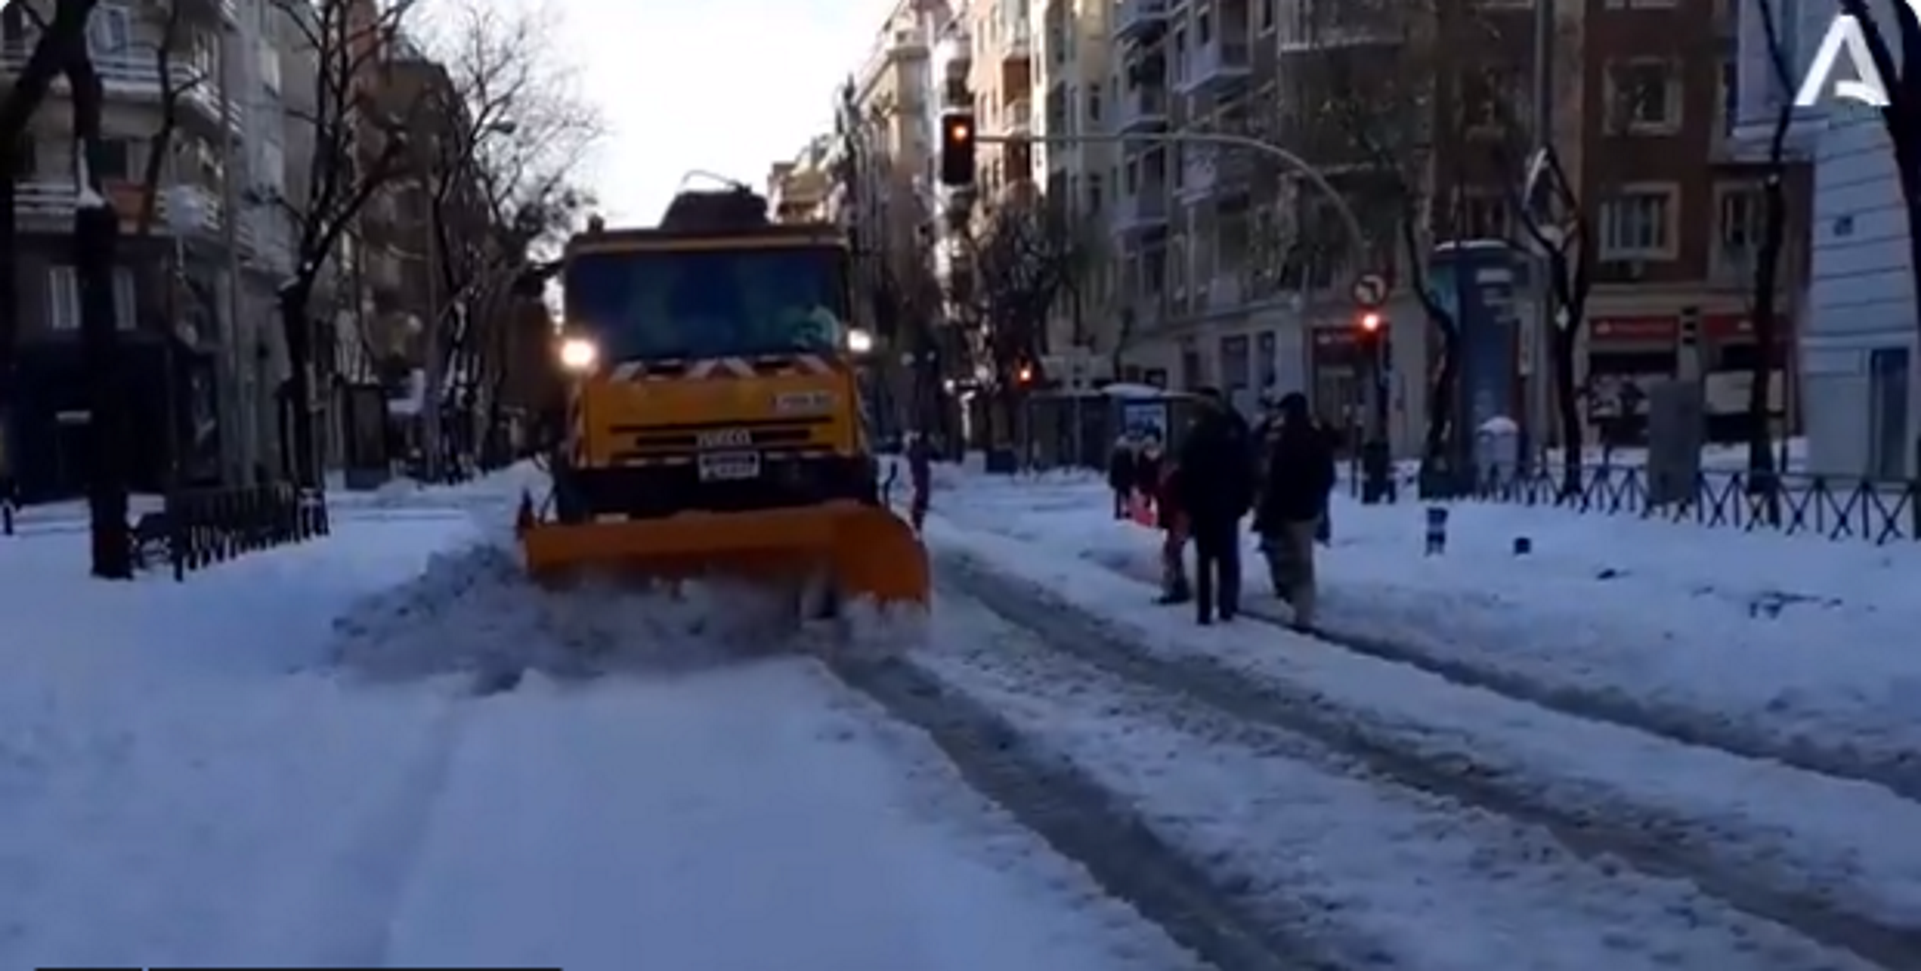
[973,131,1372,281]
[973,129,1392,497]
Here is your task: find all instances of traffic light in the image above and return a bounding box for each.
[1357,311,1383,336]
[1015,362,1034,385]
[939,110,976,187]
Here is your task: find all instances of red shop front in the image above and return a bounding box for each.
[1586,311,1793,445]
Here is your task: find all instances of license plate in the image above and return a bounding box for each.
[698,451,761,481]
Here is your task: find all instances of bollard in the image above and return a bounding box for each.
[1424,505,1448,555]
[1512,536,1532,556]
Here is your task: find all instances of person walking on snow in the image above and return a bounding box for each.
[1152,451,1191,603]
[1253,392,1337,630]
[906,432,933,532]
[1176,387,1255,625]
[1107,435,1138,519]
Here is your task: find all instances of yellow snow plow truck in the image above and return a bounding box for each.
[514,186,929,615]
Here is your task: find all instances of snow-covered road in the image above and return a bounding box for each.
[924,464,1921,793]
[8,463,1918,970]
[0,511,1197,971]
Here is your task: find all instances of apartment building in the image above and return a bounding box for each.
[1737,0,1914,479]
[767,136,835,224]
[0,0,310,499]
[967,0,1038,206]
[1036,0,1119,365]
[1100,0,1799,456]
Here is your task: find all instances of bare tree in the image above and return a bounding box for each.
[967,199,1101,384]
[273,0,428,486]
[1740,0,1801,512]
[410,0,598,474]
[126,0,209,239]
[1293,0,1558,470]
[58,3,131,576]
[1512,144,1591,495]
[0,0,99,502]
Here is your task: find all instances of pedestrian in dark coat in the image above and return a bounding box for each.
[1176,387,1255,625]
[906,433,933,531]
[1106,436,1137,519]
[1254,392,1338,629]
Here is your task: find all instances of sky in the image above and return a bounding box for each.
[551,0,899,224]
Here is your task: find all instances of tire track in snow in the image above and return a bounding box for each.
[938,554,1921,971]
[1239,597,1921,804]
[828,630,1327,971]
[250,673,508,966]
[955,507,1921,801]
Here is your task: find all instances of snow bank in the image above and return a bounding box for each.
[928,466,1921,768]
[329,537,922,686]
[0,513,483,965]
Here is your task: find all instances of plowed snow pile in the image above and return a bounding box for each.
[328,539,921,685]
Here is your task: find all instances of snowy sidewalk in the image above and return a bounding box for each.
[926,466,1921,783]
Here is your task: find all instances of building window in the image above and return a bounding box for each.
[1608,59,1680,133]
[1598,187,1677,258]
[1087,172,1104,214]
[258,40,282,94]
[96,138,136,181]
[1087,87,1101,122]
[1259,0,1274,32]
[49,266,136,332]
[86,5,130,58]
[1715,184,1767,276]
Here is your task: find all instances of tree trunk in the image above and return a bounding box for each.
[1423,328,1459,464]
[0,159,17,482]
[277,289,318,487]
[1746,169,1788,520]
[1552,318,1582,496]
[78,204,131,578]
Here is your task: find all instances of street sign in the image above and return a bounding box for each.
[1350,272,1388,308]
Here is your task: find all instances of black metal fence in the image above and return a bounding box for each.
[1358,463,1921,545]
[141,484,332,579]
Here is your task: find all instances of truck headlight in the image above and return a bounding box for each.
[845,328,874,354]
[558,336,598,372]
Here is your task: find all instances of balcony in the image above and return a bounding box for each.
[1111,187,1169,232]
[1,47,242,133]
[1002,21,1032,60]
[1179,37,1250,93]
[15,178,229,237]
[1114,0,1169,40]
[1000,99,1033,136]
[134,0,239,28]
[1177,149,1253,201]
[1190,274,1244,314]
[1115,86,1168,133]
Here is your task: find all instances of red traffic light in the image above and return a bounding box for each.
[1357,312,1382,333]
[1016,364,1034,383]
[939,110,977,187]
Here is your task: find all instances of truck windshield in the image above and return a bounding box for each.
[563,246,848,361]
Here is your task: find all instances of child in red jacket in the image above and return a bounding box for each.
[1153,457,1191,604]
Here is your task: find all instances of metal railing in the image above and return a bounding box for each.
[140,484,331,579]
[1361,462,1921,545]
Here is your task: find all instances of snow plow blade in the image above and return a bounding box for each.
[517,500,930,608]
